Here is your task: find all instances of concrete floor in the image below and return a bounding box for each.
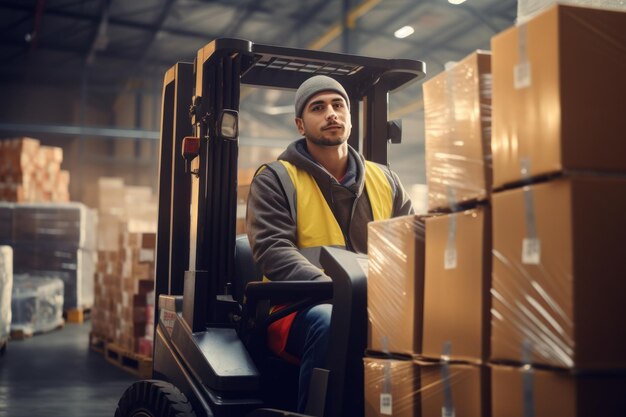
[0,322,137,417]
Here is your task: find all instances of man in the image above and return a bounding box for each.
[246,75,413,413]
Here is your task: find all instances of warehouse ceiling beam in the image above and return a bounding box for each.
[28,0,46,51]
[0,0,431,57]
[133,0,178,66]
[275,0,330,47]
[415,0,514,63]
[307,0,383,50]
[458,3,500,34]
[0,12,32,39]
[85,0,112,66]
[387,0,516,118]
[327,3,427,53]
[193,0,335,26]
[0,122,160,140]
[0,38,174,68]
[0,2,220,42]
[342,0,353,53]
[0,122,295,149]
[224,0,262,38]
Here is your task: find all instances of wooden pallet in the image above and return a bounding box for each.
[10,328,33,341]
[105,342,152,379]
[9,322,64,340]
[88,332,109,355]
[64,307,92,324]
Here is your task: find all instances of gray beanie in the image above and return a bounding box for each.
[294,75,350,118]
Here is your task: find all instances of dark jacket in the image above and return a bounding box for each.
[246,138,413,282]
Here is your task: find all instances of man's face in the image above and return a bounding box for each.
[295,91,351,147]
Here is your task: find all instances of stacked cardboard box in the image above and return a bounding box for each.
[137,290,155,357]
[489,5,626,416]
[366,214,491,417]
[0,202,97,311]
[116,231,155,353]
[423,51,492,212]
[364,49,495,417]
[422,48,493,377]
[0,137,70,203]
[92,250,120,342]
[516,0,626,23]
[91,177,158,356]
[11,274,64,337]
[364,357,489,417]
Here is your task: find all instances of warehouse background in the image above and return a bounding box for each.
[6,1,594,417]
[0,0,517,206]
[3,1,626,417]
[0,2,517,415]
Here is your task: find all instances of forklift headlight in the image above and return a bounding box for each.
[218,110,238,140]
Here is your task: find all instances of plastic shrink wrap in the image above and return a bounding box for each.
[423,51,492,212]
[368,208,492,364]
[363,357,488,417]
[0,202,97,310]
[491,4,626,189]
[488,5,626,415]
[364,356,626,417]
[11,274,64,336]
[367,215,427,356]
[0,246,12,342]
[423,206,491,363]
[517,0,626,23]
[491,364,626,417]
[491,175,626,370]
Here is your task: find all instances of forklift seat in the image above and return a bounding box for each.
[233,235,343,413]
[233,234,263,305]
[233,234,302,412]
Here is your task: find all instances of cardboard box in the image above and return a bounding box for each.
[516,0,626,24]
[491,364,626,417]
[424,50,492,212]
[421,362,488,417]
[423,206,491,362]
[365,358,489,417]
[491,5,626,189]
[368,215,426,355]
[364,357,418,417]
[491,175,626,369]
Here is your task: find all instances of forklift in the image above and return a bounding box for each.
[115,38,425,417]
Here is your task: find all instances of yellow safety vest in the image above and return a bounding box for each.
[278,159,393,248]
[260,159,394,361]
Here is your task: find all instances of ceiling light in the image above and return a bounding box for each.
[448,0,467,4]
[394,26,415,39]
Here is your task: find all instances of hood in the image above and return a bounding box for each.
[278,138,366,195]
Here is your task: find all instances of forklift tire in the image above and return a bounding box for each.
[114,380,197,417]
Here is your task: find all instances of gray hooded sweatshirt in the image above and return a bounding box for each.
[246,138,414,282]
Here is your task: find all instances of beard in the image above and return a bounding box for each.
[304,125,350,147]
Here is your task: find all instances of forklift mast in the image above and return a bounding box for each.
[156,38,425,334]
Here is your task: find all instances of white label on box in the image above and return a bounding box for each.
[442,406,456,417]
[444,247,457,270]
[139,249,155,263]
[514,62,532,89]
[522,238,541,265]
[380,393,392,415]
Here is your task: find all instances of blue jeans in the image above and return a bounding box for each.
[287,303,332,413]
